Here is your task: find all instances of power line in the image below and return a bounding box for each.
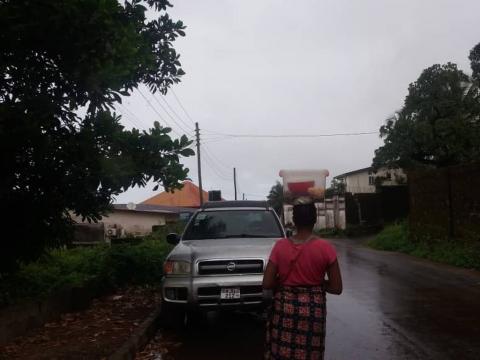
[202,136,231,144]
[160,94,195,132]
[170,88,196,127]
[116,102,145,129]
[137,88,182,137]
[203,145,232,170]
[201,131,379,138]
[204,160,231,181]
[169,87,378,139]
[114,106,140,129]
[202,151,231,181]
[150,92,194,135]
[202,146,231,180]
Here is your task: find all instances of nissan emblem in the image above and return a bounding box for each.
[226,261,236,272]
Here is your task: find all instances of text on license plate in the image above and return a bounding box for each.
[220,288,241,299]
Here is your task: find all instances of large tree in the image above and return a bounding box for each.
[267,182,284,217]
[373,46,480,170]
[0,0,194,272]
[325,178,346,197]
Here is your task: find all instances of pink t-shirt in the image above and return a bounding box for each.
[269,237,337,286]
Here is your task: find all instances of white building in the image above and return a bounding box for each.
[72,204,195,243]
[334,167,406,194]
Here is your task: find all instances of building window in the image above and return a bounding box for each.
[368,175,375,185]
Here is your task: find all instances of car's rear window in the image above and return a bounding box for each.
[182,210,283,240]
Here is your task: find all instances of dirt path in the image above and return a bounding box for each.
[0,287,160,360]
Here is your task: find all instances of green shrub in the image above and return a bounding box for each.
[107,240,171,286]
[368,221,480,270]
[0,239,172,307]
[368,221,414,252]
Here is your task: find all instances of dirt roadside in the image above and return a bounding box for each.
[0,287,161,360]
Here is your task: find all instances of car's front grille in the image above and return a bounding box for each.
[197,259,264,275]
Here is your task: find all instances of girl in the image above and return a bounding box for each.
[263,202,343,360]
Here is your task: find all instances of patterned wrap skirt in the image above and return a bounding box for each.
[265,286,326,360]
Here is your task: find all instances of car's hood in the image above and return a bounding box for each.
[170,237,279,262]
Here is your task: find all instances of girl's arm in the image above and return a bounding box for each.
[324,259,343,295]
[262,260,278,289]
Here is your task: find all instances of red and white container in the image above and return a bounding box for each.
[279,169,329,203]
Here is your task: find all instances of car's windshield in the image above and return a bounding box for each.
[182,210,283,240]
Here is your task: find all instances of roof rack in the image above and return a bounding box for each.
[201,200,269,209]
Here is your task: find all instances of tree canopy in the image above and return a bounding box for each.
[267,181,284,217]
[0,0,194,272]
[325,178,346,197]
[373,45,480,170]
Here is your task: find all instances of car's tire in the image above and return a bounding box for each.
[185,309,204,330]
[160,300,186,330]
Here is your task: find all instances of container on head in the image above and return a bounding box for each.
[279,169,329,204]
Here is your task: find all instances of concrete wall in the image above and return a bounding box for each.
[283,197,346,230]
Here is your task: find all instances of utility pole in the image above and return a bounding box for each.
[195,122,204,206]
[233,167,237,200]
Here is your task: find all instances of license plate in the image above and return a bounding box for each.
[220,288,241,299]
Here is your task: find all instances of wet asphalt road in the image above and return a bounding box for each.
[153,238,480,360]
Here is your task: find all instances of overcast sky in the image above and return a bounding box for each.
[115,0,480,204]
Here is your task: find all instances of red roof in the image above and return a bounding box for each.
[141,181,208,208]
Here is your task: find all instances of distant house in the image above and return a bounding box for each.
[72,203,196,243]
[333,167,409,226]
[109,203,195,235]
[334,167,406,194]
[141,180,208,208]
[72,181,210,243]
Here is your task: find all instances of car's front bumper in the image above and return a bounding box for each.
[161,274,265,309]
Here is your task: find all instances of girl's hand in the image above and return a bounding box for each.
[262,261,278,290]
[325,259,343,295]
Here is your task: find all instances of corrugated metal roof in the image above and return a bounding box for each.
[113,203,196,214]
[141,181,208,207]
[334,166,373,179]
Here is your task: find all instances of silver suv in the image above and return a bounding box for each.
[161,201,285,324]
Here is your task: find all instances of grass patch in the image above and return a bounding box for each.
[315,228,347,238]
[0,237,173,307]
[368,221,480,270]
[316,224,382,238]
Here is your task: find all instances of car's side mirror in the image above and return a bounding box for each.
[286,229,293,238]
[166,233,180,245]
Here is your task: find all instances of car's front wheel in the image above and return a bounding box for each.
[160,301,186,330]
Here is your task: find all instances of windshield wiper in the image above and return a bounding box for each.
[222,234,276,238]
[185,234,280,240]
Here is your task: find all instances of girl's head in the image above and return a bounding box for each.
[292,202,317,230]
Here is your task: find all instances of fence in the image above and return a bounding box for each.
[345,186,409,227]
[408,163,480,242]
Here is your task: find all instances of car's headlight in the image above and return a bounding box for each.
[163,260,191,275]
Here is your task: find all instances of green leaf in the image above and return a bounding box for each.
[180,148,195,157]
